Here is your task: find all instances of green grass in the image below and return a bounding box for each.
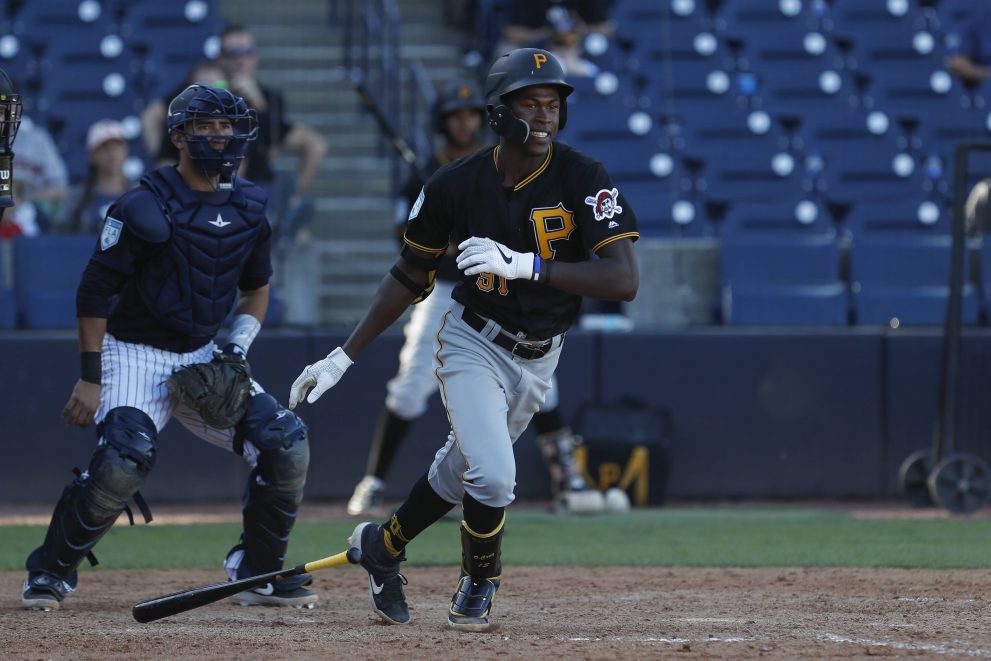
[3,507,990,571]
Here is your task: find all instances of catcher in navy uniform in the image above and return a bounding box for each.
[290,48,638,630]
[22,84,316,611]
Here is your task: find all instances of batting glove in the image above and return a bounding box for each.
[456,236,535,281]
[288,347,353,409]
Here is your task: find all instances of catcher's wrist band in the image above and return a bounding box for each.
[226,314,261,355]
[80,351,102,384]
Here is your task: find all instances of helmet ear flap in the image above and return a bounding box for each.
[487,103,530,144]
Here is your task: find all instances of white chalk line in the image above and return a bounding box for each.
[558,632,991,656]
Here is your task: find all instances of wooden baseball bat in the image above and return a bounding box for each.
[132,547,361,623]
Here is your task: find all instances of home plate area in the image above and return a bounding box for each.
[4,566,991,659]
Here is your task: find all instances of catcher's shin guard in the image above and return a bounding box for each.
[449,515,504,630]
[26,407,157,588]
[234,395,310,577]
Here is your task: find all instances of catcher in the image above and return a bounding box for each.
[21,84,315,611]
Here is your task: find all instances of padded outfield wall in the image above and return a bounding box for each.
[2,328,990,503]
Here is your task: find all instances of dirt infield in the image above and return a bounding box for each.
[3,566,991,660]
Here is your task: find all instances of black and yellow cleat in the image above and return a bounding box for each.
[448,574,500,631]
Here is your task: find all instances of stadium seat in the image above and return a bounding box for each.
[122,1,223,99]
[720,200,847,325]
[850,233,978,325]
[12,235,95,329]
[725,283,849,325]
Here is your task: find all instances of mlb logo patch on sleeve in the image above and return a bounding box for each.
[101,217,123,251]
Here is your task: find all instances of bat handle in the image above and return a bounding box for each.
[302,547,361,573]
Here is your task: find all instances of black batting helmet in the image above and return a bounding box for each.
[433,81,485,135]
[483,48,574,141]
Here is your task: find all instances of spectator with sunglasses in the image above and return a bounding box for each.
[219,24,327,244]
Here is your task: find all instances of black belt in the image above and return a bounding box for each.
[460,307,556,360]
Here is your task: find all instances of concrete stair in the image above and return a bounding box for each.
[214,0,472,326]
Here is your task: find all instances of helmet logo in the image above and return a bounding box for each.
[584,188,623,222]
[458,85,471,99]
[533,52,547,69]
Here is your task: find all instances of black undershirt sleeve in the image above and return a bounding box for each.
[76,259,128,318]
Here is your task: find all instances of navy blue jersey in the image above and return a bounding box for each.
[83,172,272,353]
[404,142,638,339]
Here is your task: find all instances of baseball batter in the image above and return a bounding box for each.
[348,80,604,518]
[290,48,639,630]
[21,85,315,611]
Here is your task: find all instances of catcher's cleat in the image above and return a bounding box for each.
[347,476,386,516]
[349,522,411,624]
[448,574,500,631]
[229,574,318,608]
[21,574,70,611]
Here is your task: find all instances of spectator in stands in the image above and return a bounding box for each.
[14,114,69,219]
[500,0,616,77]
[947,11,991,86]
[54,120,136,235]
[0,179,50,240]
[140,60,228,166]
[218,24,327,243]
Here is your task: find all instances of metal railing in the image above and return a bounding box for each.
[330,0,436,195]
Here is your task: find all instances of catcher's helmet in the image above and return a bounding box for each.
[0,67,21,207]
[433,81,485,136]
[483,48,574,143]
[168,84,257,189]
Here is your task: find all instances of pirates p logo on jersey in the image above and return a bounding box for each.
[585,188,623,222]
[100,217,123,251]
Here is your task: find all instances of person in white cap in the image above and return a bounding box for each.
[54,119,136,234]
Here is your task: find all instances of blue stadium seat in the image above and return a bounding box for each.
[937,0,989,27]
[725,283,849,325]
[850,234,978,325]
[720,200,847,325]
[844,199,950,234]
[12,0,114,40]
[12,235,95,329]
[685,136,802,201]
[122,2,223,99]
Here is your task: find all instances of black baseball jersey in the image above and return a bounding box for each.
[401,151,460,282]
[404,142,638,339]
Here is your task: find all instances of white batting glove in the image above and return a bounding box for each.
[288,347,353,409]
[456,237,535,280]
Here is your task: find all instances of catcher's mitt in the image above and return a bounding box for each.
[165,352,252,429]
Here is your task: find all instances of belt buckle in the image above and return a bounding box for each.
[512,339,549,360]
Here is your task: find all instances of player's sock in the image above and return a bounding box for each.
[380,473,454,556]
[462,493,504,535]
[366,408,412,479]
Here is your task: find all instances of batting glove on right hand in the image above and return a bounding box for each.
[456,237,535,281]
[289,347,353,409]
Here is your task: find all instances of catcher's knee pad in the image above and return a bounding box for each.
[26,407,157,585]
[236,393,309,487]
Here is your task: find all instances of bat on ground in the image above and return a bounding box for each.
[132,547,361,623]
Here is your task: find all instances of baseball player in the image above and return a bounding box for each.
[21,84,315,611]
[348,81,604,518]
[290,48,638,631]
